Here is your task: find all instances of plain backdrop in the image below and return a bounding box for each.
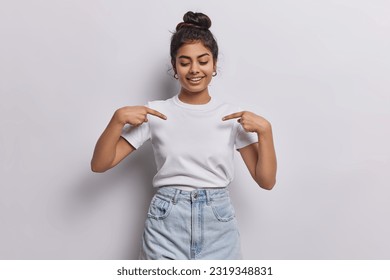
[1,0,389,259]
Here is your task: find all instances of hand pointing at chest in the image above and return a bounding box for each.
[222,110,277,190]
[222,111,272,135]
[114,106,167,127]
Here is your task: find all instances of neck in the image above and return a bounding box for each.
[178,88,211,105]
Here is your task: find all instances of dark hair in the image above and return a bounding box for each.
[170,11,218,69]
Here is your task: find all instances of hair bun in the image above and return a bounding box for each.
[176,11,212,31]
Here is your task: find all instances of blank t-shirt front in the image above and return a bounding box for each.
[121,94,258,190]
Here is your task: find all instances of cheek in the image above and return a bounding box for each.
[204,64,215,74]
[176,65,187,77]
[204,69,214,80]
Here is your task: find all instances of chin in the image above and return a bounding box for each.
[184,87,207,94]
[185,83,209,92]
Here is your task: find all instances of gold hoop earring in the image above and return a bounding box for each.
[174,73,179,79]
[212,72,217,77]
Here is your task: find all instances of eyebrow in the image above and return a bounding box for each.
[178,53,210,59]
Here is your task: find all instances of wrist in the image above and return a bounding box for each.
[111,111,126,127]
[114,109,129,125]
[256,123,272,137]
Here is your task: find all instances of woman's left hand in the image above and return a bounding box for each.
[222,111,272,135]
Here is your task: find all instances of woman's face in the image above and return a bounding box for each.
[174,41,216,96]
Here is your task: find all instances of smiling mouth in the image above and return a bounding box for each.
[187,76,205,83]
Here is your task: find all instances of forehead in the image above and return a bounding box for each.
[177,41,212,58]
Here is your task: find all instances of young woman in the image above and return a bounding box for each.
[91,11,277,260]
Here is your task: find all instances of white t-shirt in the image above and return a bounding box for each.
[121,94,258,189]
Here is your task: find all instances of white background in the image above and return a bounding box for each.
[1,0,389,259]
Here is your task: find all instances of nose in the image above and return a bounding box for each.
[189,63,199,74]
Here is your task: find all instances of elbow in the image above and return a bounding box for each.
[257,178,276,191]
[90,161,107,173]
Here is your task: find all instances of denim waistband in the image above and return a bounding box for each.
[156,187,229,205]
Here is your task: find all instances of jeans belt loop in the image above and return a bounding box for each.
[172,189,180,205]
[205,190,211,205]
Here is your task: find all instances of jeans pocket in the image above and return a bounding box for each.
[147,195,173,220]
[211,197,235,222]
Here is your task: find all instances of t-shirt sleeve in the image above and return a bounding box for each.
[234,122,259,150]
[121,122,151,149]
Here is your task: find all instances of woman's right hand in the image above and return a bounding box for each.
[91,106,166,172]
[114,106,167,127]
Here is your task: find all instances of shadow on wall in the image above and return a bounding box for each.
[147,64,180,102]
[45,74,178,259]
[46,143,156,259]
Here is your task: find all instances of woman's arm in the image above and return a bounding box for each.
[90,116,134,173]
[223,111,277,190]
[91,106,167,173]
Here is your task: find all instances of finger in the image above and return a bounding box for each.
[145,107,167,120]
[133,121,142,127]
[222,111,244,121]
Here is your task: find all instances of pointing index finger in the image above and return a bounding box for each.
[222,111,244,121]
[146,107,167,120]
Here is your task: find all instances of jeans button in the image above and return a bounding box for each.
[193,193,198,199]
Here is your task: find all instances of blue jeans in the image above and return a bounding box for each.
[139,187,242,260]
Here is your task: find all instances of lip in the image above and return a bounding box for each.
[186,76,205,84]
